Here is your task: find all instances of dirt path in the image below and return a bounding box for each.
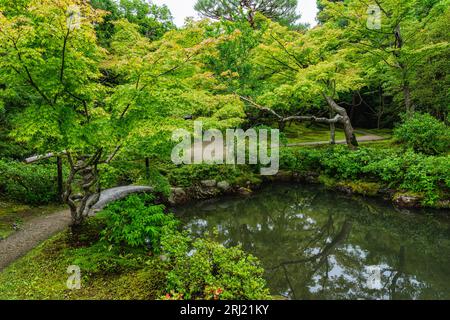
[286,132,388,147]
[0,209,71,272]
[0,186,154,272]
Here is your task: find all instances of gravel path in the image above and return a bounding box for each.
[286,133,387,147]
[0,209,71,272]
[0,186,154,272]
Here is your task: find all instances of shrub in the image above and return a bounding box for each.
[280,146,449,205]
[69,242,148,275]
[160,230,271,300]
[100,194,179,251]
[0,159,60,204]
[401,155,450,205]
[280,148,322,173]
[167,164,259,188]
[394,113,450,155]
[363,150,449,204]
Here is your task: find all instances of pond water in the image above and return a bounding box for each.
[174,183,450,300]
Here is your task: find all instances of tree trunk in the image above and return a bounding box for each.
[394,25,414,115]
[63,151,102,227]
[324,95,358,150]
[278,119,286,131]
[377,85,384,129]
[330,112,336,145]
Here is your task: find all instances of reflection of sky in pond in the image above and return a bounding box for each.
[174,183,450,300]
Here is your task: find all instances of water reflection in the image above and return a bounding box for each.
[174,183,450,300]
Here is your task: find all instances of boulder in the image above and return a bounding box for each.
[217,181,231,192]
[169,187,189,205]
[237,187,253,196]
[201,180,217,188]
[393,193,422,208]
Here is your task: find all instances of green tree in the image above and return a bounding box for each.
[195,0,301,28]
[0,1,242,226]
[320,0,450,116]
[240,19,362,148]
[91,0,175,46]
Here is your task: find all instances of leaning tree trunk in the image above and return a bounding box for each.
[237,93,359,150]
[324,95,359,150]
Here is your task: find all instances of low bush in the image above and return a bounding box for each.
[69,242,149,275]
[279,148,322,173]
[394,113,450,155]
[280,146,450,205]
[166,164,260,188]
[160,230,271,300]
[100,194,179,251]
[0,159,60,204]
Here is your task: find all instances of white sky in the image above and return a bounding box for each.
[152,0,319,27]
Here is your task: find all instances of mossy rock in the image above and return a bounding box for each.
[393,192,424,209]
[337,181,382,197]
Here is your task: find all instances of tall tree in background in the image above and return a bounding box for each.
[195,0,301,28]
[91,0,175,46]
[237,19,362,148]
[320,0,449,116]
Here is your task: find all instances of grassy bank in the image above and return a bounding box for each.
[0,198,271,300]
[0,227,167,300]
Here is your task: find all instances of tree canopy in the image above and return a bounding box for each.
[195,0,301,27]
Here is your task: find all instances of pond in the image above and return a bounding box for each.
[173,183,450,300]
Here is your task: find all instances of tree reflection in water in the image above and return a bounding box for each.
[174,183,450,300]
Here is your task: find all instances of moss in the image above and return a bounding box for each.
[337,181,382,197]
[0,221,168,300]
[393,191,425,199]
[318,175,338,189]
[318,176,381,197]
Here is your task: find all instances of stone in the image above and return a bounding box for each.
[437,200,450,209]
[237,187,253,196]
[193,185,220,199]
[217,181,231,192]
[393,193,422,208]
[169,187,189,205]
[201,180,217,188]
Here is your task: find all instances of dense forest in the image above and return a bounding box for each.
[0,0,449,301]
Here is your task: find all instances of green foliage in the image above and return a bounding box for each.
[365,150,450,205]
[100,194,178,250]
[280,148,322,173]
[166,164,260,188]
[0,227,168,300]
[281,146,450,205]
[160,229,271,300]
[91,0,175,46]
[0,159,60,204]
[70,242,148,275]
[320,147,377,180]
[394,113,450,155]
[195,0,300,27]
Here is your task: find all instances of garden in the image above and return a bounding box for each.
[0,0,449,301]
